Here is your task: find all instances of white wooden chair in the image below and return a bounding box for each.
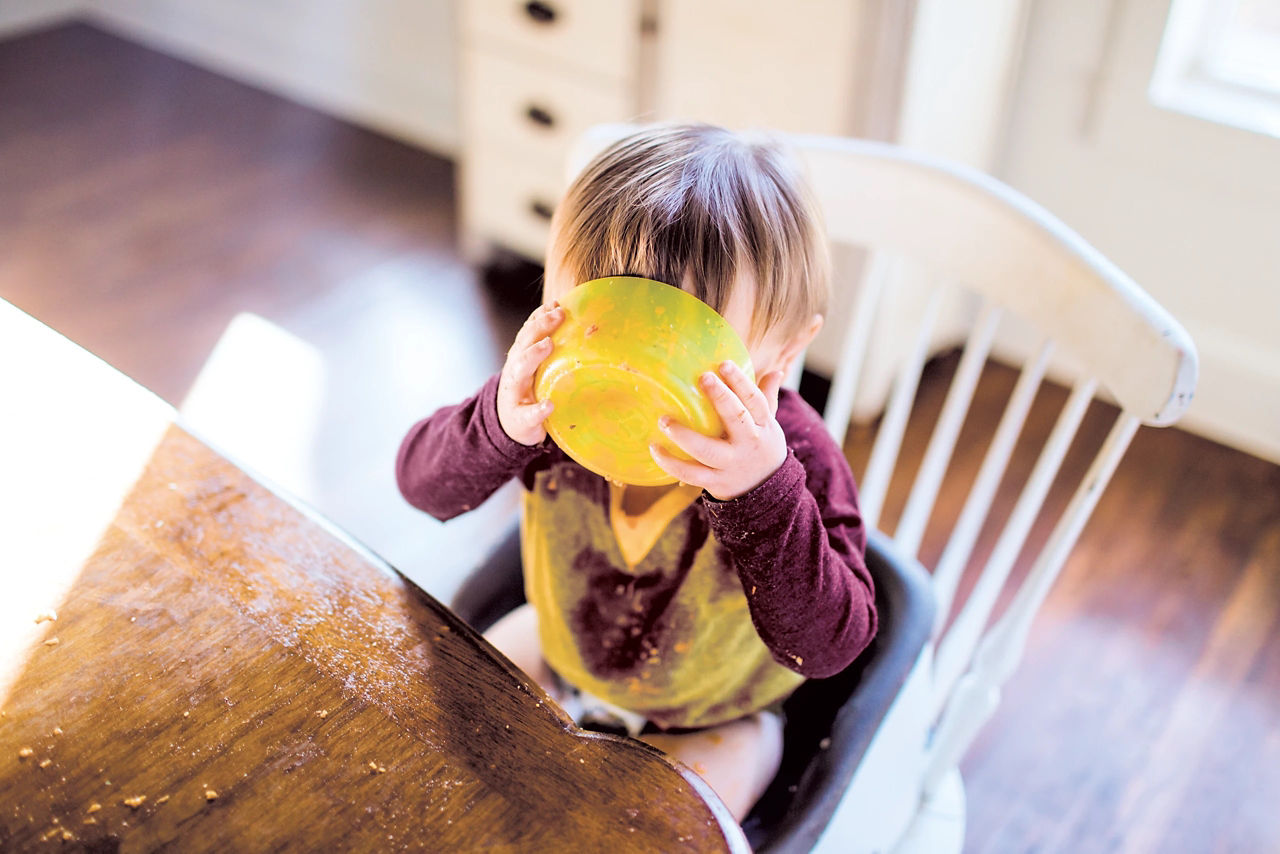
[552,125,1199,852]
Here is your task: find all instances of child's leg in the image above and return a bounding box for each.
[483,603,568,706]
[639,712,784,821]
[488,606,783,819]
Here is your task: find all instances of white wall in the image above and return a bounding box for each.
[0,0,458,157]
[998,0,1280,462]
[803,0,1031,419]
[2,0,459,156]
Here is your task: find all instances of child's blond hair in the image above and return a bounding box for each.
[547,123,830,345]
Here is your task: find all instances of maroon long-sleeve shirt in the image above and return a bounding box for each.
[397,376,876,684]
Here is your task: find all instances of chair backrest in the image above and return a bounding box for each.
[566,124,1198,797]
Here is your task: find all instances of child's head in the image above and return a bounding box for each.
[544,123,829,376]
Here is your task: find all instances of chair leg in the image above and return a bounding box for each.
[808,647,934,854]
[891,768,966,854]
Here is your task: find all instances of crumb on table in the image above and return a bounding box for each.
[18,747,33,759]
[34,610,57,624]
[123,795,146,809]
[43,637,60,647]
[204,789,218,801]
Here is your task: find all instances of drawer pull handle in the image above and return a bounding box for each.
[530,200,554,221]
[524,1,557,24]
[525,105,556,128]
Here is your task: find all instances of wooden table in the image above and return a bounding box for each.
[0,301,747,852]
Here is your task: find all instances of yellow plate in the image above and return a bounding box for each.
[534,277,754,486]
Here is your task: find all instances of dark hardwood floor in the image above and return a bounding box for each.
[0,22,541,598]
[3,23,1277,853]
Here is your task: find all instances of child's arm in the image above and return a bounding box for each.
[701,424,877,679]
[651,363,876,678]
[396,375,543,520]
[397,303,564,520]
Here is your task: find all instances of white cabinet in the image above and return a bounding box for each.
[457,0,879,264]
[457,0,649,262]
[651,0,866,138]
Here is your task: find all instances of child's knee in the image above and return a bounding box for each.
[749,710,784,771]
[641,712,784,820]
[716,713,784,818]
[726,712,784,782]
[483,602,539,653]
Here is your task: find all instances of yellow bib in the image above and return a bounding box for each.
[521,461,804,730]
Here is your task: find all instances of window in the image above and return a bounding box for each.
[1151,0,1280,138]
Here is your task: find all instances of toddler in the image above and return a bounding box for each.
[397,123,877,820]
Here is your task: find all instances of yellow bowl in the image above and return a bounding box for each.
[534,276,755,486]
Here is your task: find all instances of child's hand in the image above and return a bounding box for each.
[498,302,564,445]
[650,361,788,500]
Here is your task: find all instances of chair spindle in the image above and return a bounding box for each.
[930,339,1054,635]
[822,251,896,447]
[895,302,1002,560]
[858,282,946,534]
[930,373,1099,719]
[921,411,1140,796]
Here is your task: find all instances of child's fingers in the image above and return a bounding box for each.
[498,390,554,446]
[508,398,553,440]
[759,370,785,417]
[518,398,554,431]
[698,370,756,443]
[649,442,713,489]
[538,302,565,334]
[510,303,563,356]
[658,417,728,469]
[717,361,772,427]
[506,336,554,396]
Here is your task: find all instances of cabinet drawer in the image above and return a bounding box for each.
[461,148,564,262]
[462,48,637,168]
[461,0,643,82]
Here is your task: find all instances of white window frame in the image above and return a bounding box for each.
[1150,0,1280,139]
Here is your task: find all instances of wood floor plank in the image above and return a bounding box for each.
[0,22,528,604]
[1112,523,1280,854]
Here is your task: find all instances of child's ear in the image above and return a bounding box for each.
[777,314,824,377]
